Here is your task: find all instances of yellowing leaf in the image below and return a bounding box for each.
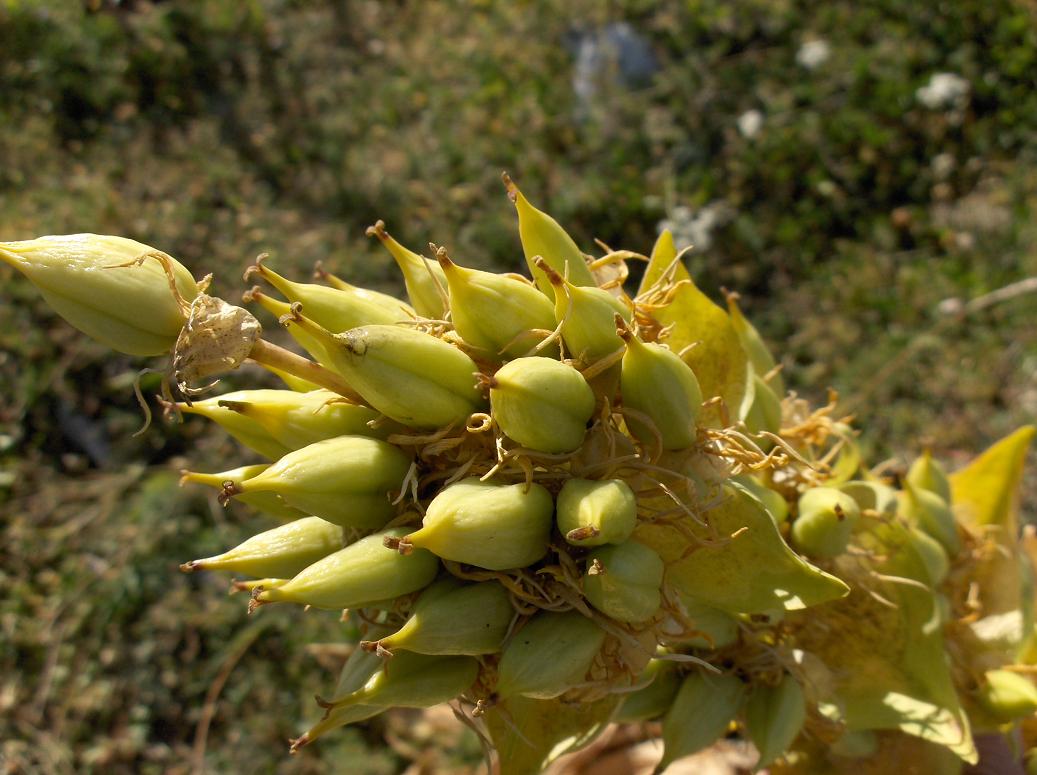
[651,279,749,428]
[950,426,1035,530]
[636,484,849,614]
[483,695,618,775]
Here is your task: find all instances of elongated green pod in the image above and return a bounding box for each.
[907,450,952,503]
[535,258,631,364]
[292,318,485,429]
[437,250,557,359]
[489,356,595,453]
[618,326,702,450]
[583,541,664,623]
[840,479,898,516]
[908,526,950,586]
[396,478,553,570]
[247,256,412,331]
[366,220,448,320]
[658,672,746,772]
[744,674,807,770]
[243,286,333,366]
[218,388,391,449]
[791,486,862,559]
[726,292,784,396]
[977,669,1037,722]
[615,659,681,723]
[230,436,410,528]
[181,517,343,579]
[365,581,515,656]
[180,465,305,521]
[744,373,782,438]
[900,481,960,555]
[256,528,438,610]
[0,234,198,356]
[326,651,479,712]
[496,611,606,699]
[557,478,637,546]
[502,173,596,294]
[733,474,789,525]
[176,392,291,461]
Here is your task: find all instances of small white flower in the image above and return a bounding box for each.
[737,109,763,139]
[916,73,970,110]
[796,39,830,70]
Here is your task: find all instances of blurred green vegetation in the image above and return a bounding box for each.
[1,0,1035,772]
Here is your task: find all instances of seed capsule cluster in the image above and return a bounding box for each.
[3,177,1036,774]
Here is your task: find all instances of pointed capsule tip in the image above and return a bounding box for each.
[288,733,310,754]
[365,220,389,241]
[179,561,199,573]
[532,256,564,285]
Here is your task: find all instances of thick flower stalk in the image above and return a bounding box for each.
[4,173,1035,775]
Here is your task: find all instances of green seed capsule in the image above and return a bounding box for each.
[181,517,343,579]
[256,528,438,610]
[900,481,960,555]
[791,487,862,559]
[906,450,952,503]
[557,478,637,546]
[615,659,682,723]
[366,220,448,320]
[0,234,199,356]
[230,436,410,528]
[744,674,807,769]
[248,256,412,331]
[907,526,950,586]
[502,173,596,294]
[218,388,390,449]
[535,257,631,365]
[743,373,782,437]
[727,293,783,396]
[437,250,557,359]
[324,651,479,713]
[180,465,306,521]
[176,392,291,461]
[397,478,553,570]
[977,669,1037,722]
[583,541,664,623]
[839,479,898,516]
[365,581,515,656]
[489,356,595,453]
[658,672,746,771]
[733,475,789,525]
[496,611,606,699]
[243,286,334,367]
[618,327,702,450]
[292,318,485,429]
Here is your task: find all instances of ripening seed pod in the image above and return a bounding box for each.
[977,669,1037,722]
[496,611,606,699]
[727,293,784,396]
[176,392,291,460]
[366,220,448,320]
[295,320,485,429]
[743,373,782,438]
[533,257,631,364]
[907,526,950,586]
[364,581,514,656]
[906,450,952,503]
[791,487,862,559]
[583,541,665,623]
[243,286,333,368]
[437,250,557,359]
[247,256,412,331]
[502,173,596,294]
[0,234,199,356]
[556,478,637,546]
[744,674,807,770]
[839,479,898,516]
[180,465,305,521]
[658,672,747,772]
[396,478,553,570]
[733,475,789,524]
[900,481,960,555]
[614,659,682,723]
[618,326,702,450]
[255,528,438,610]
[228,436,410,528]
[489,356,595,453]
[217,388,391,448]
[181,517,343,579]
[323,651,479,714]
